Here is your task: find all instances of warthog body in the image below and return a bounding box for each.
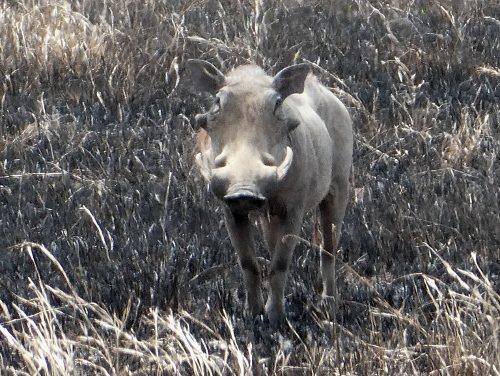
[183,60,353,324]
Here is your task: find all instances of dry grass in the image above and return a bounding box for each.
[1,242,499,375]
[1,0,500,374]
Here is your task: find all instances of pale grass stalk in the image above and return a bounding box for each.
[80,205,111,261]
[0,285,75,375]
[220,310,250,375]
[0,323,39,374]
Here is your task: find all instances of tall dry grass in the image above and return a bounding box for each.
[1,242,499,374]
[1,0,499,374]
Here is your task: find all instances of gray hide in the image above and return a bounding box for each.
[183,59,353,325]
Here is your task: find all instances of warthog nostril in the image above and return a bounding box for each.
[223,193,267,213]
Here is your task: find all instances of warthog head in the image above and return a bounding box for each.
[184,59,310,215]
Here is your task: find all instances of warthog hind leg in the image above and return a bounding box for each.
[319,181,349,298]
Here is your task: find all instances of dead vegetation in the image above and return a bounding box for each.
[1,0,499,374]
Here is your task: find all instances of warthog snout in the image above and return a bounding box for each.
[223,192,267,214]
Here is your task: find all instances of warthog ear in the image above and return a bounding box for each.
[272,63,311,99]
[182,59,225,95]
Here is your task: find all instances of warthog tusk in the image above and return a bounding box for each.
[277,146,293,181]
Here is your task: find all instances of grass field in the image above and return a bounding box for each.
[1,0,500,374]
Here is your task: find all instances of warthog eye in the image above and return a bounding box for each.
[273,95,283,115]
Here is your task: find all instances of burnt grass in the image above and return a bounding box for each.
[1,0,500,374]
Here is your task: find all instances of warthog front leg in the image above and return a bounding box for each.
[261,212,303,325]
[223,208,265,318]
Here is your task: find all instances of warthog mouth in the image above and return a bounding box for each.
[223,192,267,214]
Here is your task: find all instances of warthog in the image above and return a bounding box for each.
[183,60,353,324]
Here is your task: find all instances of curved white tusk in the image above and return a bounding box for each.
[277,146,293,181]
